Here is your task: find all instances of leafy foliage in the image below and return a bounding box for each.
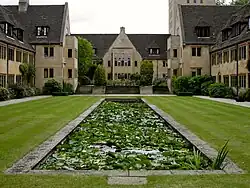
[231,0,249,5]
[173,76,190,93]
[39,101,210,170]
[8,84,37,99]
[63,82,74,94]
[19,63,36,85]
[43,79,63,95]
[140,61,154,86]
[245,89,250,102]
[212,141,229,170]
[106,80,138,86]
[208,83,232,98]
[185,148,202,170]
[153,78,168,87]
[93,65,106,86]
[78,37,94,81]
[0,87,9,101]
[201,81,214,96]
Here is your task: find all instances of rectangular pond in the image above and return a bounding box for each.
[36,99,211,171]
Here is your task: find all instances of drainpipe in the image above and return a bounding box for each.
[6,43,9,88]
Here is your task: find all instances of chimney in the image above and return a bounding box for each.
[19,0,29,13]
[120,26,125,34]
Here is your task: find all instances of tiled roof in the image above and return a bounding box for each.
[0,5,34,51]
[212,4,250,52]
[73,34,170,60]
[3,4,66,44]
[179,5,239,45]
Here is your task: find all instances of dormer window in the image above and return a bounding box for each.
[13,28,24,41]
[231,23,241,37]
[149,48,160,55]
[4,23,13,37]
[36,26,49,36]
[195,26,210,37]
[222,29,230,41]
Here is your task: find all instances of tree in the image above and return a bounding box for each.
[78,37,94,80]
[19,63,36,86]
[231,0,249,5]
[93,65,106,86]
[140,60,154,86]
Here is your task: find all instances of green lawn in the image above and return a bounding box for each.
[1,96,250,188]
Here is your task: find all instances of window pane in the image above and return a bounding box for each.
[49,47,54,57]
[44,47,48,57]
[192,48,196,56]
[197,48,201,56]
[68,49,72,58]
[197,68,201,76]
[68,69,72,78]
[49,68,54,78]
[44,69,48,78]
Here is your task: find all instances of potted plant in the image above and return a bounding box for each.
[139,61,153,94]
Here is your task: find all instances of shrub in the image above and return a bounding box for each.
[177,92,193,96]
[80,76,92,85]
[208,83,231,98]
[140,61,153,86]
[34,87,41,96]
[0,87,9,101]
[43,79,63,95]
[173,76,190,93]
[153,78,168,87]
[245,89,250,102]
[130,73,141,82]
[201,81,214,96]
[63,82,74,94]
[235,89,247,102]
[52,92,69,96]
[188,75,214,95]
[93,65,106,86]
[25,86,36,97]
[8,88,16,99]
[9,84,28,99]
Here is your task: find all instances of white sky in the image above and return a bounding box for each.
[1,0,169,34]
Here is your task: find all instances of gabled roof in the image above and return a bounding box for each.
[3,4,67,44]
[73,34,170,60]
[0,5,34,51]
[211,3,250,52]
[179,5,239,45]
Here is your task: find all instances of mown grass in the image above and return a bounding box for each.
[1,96,250,188]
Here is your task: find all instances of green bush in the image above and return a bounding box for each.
[177,92,193,96]
[0,87,9,101]
[173,76,190,93]
[130,73,141,82]
[208,83,231,98]
[93,65,106,86]
[52,92,69,96]
[188,75,214,95]
[153,78,168,87]
[25,86,36,97]
[201,81,214,96]
[245,89,250,102]
[9,84,29,99]
[8,88,16,99]
[63,82,74,94]
[43,79,63,95]
[140,61,153,86]
[236,89,247,102]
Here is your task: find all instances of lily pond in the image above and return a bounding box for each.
[38,100,211,170]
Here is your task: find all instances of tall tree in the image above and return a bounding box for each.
[78,37,94,81]
[231,0,249,5]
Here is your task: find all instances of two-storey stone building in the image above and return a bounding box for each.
[0,0,78,90]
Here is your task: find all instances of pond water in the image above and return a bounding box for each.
[38,100,211,170]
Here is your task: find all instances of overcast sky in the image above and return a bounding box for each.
[1,0,169,34]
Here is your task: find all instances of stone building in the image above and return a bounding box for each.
[0,0,78,90]
[74,27,170,81]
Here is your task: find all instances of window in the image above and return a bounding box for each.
[231,75,237,87]
[222,29,230,41]
[114,73,118,79]
[68,69,72,78]
[197,68,202,76]
[128,59,131,66]
[36,26,49,36]
[121,60,124,66]
[135,61,138,67]
[231,48,237,62]
[211,53,216,65]
[192,71,196,77]
[231,23,241,37]
[16,75,22,84]
[217,52,222,64]
[93,48,97,55]
[7,75,14,85]
[223,51,229,63]
[115,60,117,66]
[239,46,246,60]
[5,23,13,37]
[16,50,22,62]
[173,49,178,57]
[44,47,54,57]
[192,47,201,56]
[224,75,229,86]
[196,26,210,37]
[68,49,72,58]
[162,74,166,78]
[108,73,112,80]
[149,48,160,55]
[29,54,34,64]
[44,68,48,78]
[239,74,246,88]
[108,60,111,67]
[49,68,54,78]
[8,48,14,61]
[0,45,6,60]
[23,53,28,63]
[0,74,6,87]
[163,61,166,67]
[17,29,24,41]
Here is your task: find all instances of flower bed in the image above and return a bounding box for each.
[38,101,211,170]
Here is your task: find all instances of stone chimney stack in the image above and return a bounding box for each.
[19,0,29,13]
[120,27,125,34]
